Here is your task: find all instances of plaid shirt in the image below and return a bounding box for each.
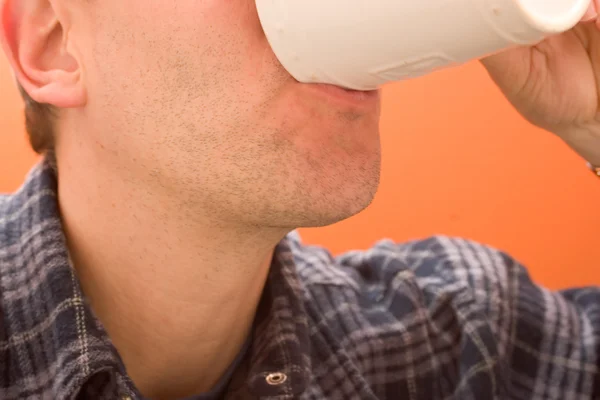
[0,157,599,400]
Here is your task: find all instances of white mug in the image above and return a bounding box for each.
[256,0,590,90]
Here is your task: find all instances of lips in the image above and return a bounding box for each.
[305,83,381,109]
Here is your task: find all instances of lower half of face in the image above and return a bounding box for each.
[82,0,382,229]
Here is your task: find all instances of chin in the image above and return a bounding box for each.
[293,164,381,228]
[304,192,379,228]
[284,127,382,228]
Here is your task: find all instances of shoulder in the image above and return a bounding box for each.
[0,162,59,256]
[0,160,62,328]
[288,232,533,355]
[288,234,534,397]
[0,161,84,397]
[288,232,525,306]
[287,235,600,398]
[0,161,60,320]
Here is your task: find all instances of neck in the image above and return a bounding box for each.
[55,141,288,399]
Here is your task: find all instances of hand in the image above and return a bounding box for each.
[481,0,600,165]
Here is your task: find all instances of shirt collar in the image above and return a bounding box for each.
[3,156,312,398]
[242,235,312,397]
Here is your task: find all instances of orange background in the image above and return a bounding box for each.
[1,55,599,290]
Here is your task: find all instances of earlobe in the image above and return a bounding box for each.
[0,0,86,109]
[31,71,86,108]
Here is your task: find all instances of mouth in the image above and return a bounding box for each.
[262,37,380,110]
[300,83,381,109]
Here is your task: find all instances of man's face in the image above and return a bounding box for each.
[70,0,381,228]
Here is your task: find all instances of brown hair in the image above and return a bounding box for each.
[17,83,56,154]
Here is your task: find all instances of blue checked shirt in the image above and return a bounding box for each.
[0,156,599,400]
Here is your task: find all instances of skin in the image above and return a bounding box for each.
[1,0,600,399]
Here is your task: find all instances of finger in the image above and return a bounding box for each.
[582,0,598,21]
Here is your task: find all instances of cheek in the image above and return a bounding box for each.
[265,91,382,161]
[212,2,289,87]
[87,0,287,109]
[164,0,289,99]
[179,0,275,67]
[91,0,274,77]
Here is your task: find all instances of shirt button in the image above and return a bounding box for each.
[265,372,288,386]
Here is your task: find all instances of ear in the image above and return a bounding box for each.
[0,0,86,108]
